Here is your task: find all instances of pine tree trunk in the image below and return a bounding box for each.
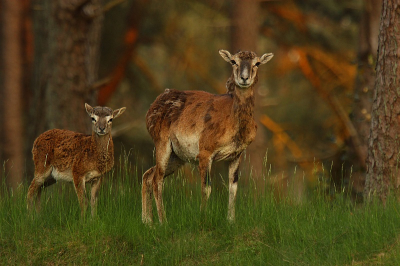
[30,0,103,134]
[364,0,400,203]
[46,0,102,132]
[349,0,381,194]
[27,0,103,179]
[2,0,24,189]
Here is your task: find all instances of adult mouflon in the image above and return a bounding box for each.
[142,49,273,223]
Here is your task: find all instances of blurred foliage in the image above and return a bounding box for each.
[101,0,363,190]
[0,0,366,197]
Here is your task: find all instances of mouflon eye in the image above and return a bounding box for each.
[231,60,237,65]
[92,117,96,122]
[255,62,260,67]
[108,118,113,123]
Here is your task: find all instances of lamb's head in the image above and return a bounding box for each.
[85,103,126,136]
[219,50,273,89]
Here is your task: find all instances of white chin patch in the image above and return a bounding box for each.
[237,82,250,88]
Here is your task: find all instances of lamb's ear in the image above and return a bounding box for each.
[259,53,274,65]
[113,107,126,119]
[85,103,94,116]
[219,49,232,63]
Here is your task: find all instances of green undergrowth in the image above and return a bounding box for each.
[1,155,400,265]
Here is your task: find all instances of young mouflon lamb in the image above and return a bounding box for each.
[27,104,126,217]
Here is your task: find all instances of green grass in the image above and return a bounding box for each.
[1,156,400,265]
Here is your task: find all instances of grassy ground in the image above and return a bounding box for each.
[1,157,400,265]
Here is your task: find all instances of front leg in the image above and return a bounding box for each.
[90,177,102,218]
[227,153,242,222]
[73,172,88,217]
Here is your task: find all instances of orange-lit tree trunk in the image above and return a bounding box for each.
[231,0,266,176]
[364,0,400,203]
[1,0,24,189]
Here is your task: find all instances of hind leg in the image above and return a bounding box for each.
[152,141,172,224]
[153,141,187,224]
[198,151,213,213]
[142,167,155,224]
[142,152,185,224]
[27,167,53,213]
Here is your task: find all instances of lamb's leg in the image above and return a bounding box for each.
[198,151,213,213]
[142,166,155,224]
[73,173,88,217]
[27,167,53,213]
[227,154,242,222]
[153,141,173,224]
[90,177,102,218]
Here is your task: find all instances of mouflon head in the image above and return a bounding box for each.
[219,50,274,89]
[85,103,126,136]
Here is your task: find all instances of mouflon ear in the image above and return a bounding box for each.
[113,107,126,119]
[259,53,274,65]
[85,103,94,116]
[219,49,233,63]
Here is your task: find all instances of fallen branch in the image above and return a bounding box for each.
[295,48,366,169]
[259,114,303,159]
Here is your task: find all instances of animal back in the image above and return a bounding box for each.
[32,129,91,172]
[146,89,188,140]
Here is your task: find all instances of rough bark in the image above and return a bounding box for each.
[349,0,381,194]
[364,0,400,203]
[231,0,266,177]
[46,0,102,132]
[30,0,103,134]
[2,0,24,189]
[353,0,382,166]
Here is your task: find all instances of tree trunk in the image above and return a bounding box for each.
[349,0,381,195]
[27,0,103,179]
[231,0,266,177]
[231,0,258,53]
[364,0,400,203]
[26,0,103,179]
[46,0,102,132]
[30,0,103,133]
[2,0,24,189]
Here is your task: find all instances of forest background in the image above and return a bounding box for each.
[0,0,382,200]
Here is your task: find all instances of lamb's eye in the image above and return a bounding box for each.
[231,60,237,65]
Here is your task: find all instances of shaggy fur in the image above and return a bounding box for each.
[142,50,274,224]
[27,104,126,217]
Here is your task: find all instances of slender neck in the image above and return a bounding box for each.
[92,132,114,155]
[232,85,255,119]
